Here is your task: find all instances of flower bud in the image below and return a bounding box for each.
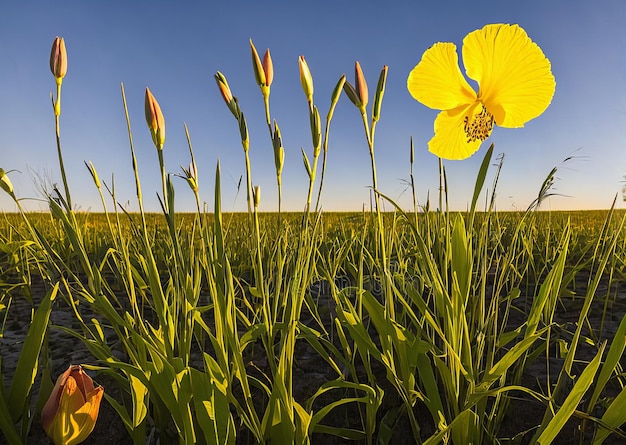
[327,74,346,123]
[50,37,67,83]
[180,161,198,193]
[272,120,285,175]
[298,56,314,106]
[343,80,361,109]
[354,61,368,110]
[238,113,249,152]
[372,65,388,123]
[144,87,165,149]
[253,185,261,208]
[214,72,240,118]
[263,49,273,87]
[41,365,104,445]
[310,105,321,157]
[85,161,101,189]
[301,147,312,178]
[0,168,15,200]
[250,39,267,88]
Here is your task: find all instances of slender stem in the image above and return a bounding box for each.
[263,95,282,224]
[244,149,253,216]
[156,148,170,218]
[360,112,393,319]
[315,110,335,213]
[53,83,72,211]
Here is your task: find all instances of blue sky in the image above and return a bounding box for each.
[1,0,625,212]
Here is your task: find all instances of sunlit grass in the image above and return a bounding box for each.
[0,29,626,445]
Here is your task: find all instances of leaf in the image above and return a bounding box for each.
[592,384,626,444]
[537,345,604,444]
[8,283,58,423]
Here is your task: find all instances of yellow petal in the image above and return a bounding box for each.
[462,23,556,128]
[68,386,104,445]
[44,378,104,445]
[429,104,485,160]
[407,42,476,111]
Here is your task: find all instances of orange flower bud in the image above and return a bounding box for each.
[298,55,314,106]
[214,71,240,118]
[354,61,368,110]
[263,49,273,87]
[215,72,233,103]
[41,365,104,445]
[144,87,165,148]
[250,40,273,97]
[50,37,67,82]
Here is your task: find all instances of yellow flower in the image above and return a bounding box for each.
[407,23,555,160]
[41,365,104,445]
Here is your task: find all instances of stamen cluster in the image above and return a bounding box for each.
[463,105,494,143]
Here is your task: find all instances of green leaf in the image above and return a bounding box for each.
[8,283,58,423]
[190,363,235,445]
[469,143,493,217]
[537,345,604,444]
[588,313,626,413]
[593,385,626,444]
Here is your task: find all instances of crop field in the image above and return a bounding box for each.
[1,29,626,445]
[2,202,626,445]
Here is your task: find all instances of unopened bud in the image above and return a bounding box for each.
[85,161,101,189]
[327,74,346,123]
[354,61,368,111]
[50,37,67,83]
[0,168,15,199]
[263,49,273,87]
[343,81,361,109]
[310,106,321,157]
[144,87,165,149]
[301,148,312,178]
[250,39,267,88]
[298,56,314,106]
[239,113,249,152]
[253,185,261,208]
[180,162,198,193]
[214,72,240,118]
[372,65,388,123]
[272,120,285,175]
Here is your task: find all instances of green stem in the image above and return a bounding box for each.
[53,83,72,211]
[360,112,393,319]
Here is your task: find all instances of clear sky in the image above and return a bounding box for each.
[1,0,625,213]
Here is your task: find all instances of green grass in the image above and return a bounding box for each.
[1,35,626,445]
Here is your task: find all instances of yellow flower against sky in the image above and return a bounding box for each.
[407,23,556,160]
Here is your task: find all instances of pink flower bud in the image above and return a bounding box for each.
[50,36,67,81]
[144,87,165,148]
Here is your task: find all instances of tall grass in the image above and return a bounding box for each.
[0,35,625,445]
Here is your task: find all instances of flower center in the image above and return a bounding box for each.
[463,104,495,143]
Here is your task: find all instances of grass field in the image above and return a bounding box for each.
[1,33,626,445]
